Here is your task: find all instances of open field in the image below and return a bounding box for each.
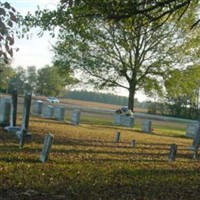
[1,111,200,199]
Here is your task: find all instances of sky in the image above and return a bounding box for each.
[3,0,148,101]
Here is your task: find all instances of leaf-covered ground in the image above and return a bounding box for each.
[0,115,199,200]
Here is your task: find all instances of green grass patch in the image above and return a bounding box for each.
[0,114,198,200]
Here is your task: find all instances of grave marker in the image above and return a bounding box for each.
[32,100,43,115]
[142,120,152,133]
[40,133,54,163]
[10,89,18,127]
[115,131,121,143]
[186,122,199,138]
[0,97,11,126]
[169,144,177,162]
[42,105,54,118]
[71,109,81,125]
[54,106,65,121]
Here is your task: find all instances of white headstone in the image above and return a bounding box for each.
[142,120,152,133]
[121,115,134,127]
[32,100,43,115]
[40,133,54,163]
[42,105,54,118]
[71,109,81,125]
[114,114,122,125]
[54,106,65,121]
[186,123,199,138]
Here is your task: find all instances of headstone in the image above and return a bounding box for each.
[114,114,134,127]
[19,129,26,148]
[71,109,81,125]
[32,100,43,115]
[121,115,134,127]
[186,123,199,138]
[114,114,122,126]
[190,121,200,151]
[130,140,136,147]
[115,131,121,143]
[54,106,65,121]
[142,120,152,133]
[0,97,11,126]
[169,144,177,162]
[42,105,54,118]
[16,92,32,141]
[40,133,54,163]
[10,89,18,127]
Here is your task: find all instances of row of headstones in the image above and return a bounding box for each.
[0,91,32,142]
[32,100,81,125]
[114,114,152,133]
[39,132,178,163]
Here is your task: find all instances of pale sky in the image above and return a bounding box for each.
[4,0,147,101]
[5,0,59,68]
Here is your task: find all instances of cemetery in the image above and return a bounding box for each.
[1,93,200,199]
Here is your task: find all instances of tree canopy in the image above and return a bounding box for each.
[0,2,18,63]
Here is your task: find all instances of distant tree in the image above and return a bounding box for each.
[26,66,38,93]
[0,60,15,92]
[9,66,27,94]
[36,65,77,96]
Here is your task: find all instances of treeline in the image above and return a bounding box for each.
[63,90,142,107]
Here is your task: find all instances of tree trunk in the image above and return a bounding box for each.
[128,87,135,112]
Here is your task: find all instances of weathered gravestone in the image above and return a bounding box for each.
[54,106,65,121]
[114,114,122,126]
[32,100,43,115]
[189,121,200,159]
[19,129,27,148]
[115,131,121,143]
[4,90,19,133]
[71,109,81,125]
[40,133,54,163]
[16,92,32,142]
[142,120,152,133]
[42,105,54,118]
[114,114,134,127]
[169,144,177,162]
[0,97,11,126]
[186,123,199,138]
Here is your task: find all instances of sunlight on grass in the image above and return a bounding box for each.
[0,114,199,199]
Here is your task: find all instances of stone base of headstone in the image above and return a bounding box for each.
[0,121,10,127]
[142,120,152,133]
[16,130,32,142]
[4,126,21,134]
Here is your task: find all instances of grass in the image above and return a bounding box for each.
[0,109,199,199]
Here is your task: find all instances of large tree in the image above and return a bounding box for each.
[53,17,181,111]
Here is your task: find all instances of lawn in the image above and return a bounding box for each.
[0,112,199,200]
